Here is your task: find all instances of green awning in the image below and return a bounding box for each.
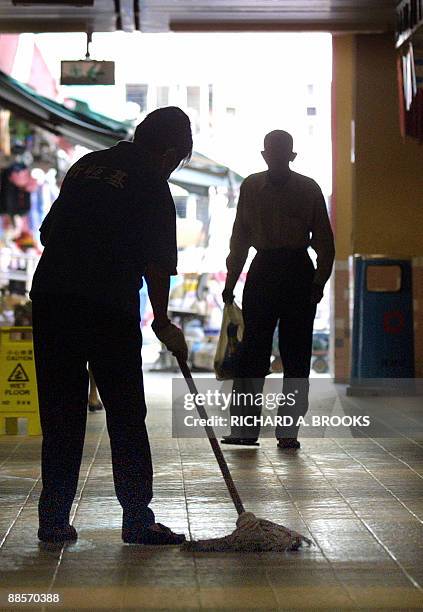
[0,69,243,192]
[0,69,129,149]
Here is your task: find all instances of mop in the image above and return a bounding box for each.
[176,356,312,552]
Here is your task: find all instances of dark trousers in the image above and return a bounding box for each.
[32,295,155,530]
[230,249,316,439]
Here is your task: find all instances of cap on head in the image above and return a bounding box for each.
[263,130,294,154]
[134,106,193,163]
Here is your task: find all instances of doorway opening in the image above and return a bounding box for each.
[1,31,333,374]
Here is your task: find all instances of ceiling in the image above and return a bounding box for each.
[0,0,397,34]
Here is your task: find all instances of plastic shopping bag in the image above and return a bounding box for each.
[214,302,244,380]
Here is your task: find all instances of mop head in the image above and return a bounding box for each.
[183,512,312,552]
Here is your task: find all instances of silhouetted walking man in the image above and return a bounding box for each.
[31,107,191,544]
[221,130,335,449]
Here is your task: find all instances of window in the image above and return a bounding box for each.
[174,196,187,219]
[307,107,317,116]
[187,86,201,133]
[156,86,169,107]
[208,84,213,114]
[208,84,214,128]
[307,84,314,95]
[196,197,209,225]
[126,84,148,112]
[187,86,201,114]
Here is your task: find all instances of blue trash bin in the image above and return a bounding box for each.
[349,256,415,394]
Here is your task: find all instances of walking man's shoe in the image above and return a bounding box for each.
[38,524,78,543]
[277,438,300,450]
[122,523,186,545]
[221,435,259,446]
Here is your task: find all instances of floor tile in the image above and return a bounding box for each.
[1,374,423,609]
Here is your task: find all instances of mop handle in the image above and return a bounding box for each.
[176,356,245,516]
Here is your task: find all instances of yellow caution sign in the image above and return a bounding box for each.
[0,327,41,435]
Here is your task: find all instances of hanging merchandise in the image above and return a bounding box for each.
[9,166,37,192]
[28,168,58,245]
[0,163,34,218]
[397,55,406,137]
[398,42,423,142]
[28,169,45,241]
[0,109,11,157]
[416,47,423,88]
[409,45,423,142]
[0,114,41,220]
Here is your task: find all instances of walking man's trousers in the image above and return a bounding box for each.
[230,248,317,440]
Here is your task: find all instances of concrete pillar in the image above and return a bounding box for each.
[332,33,423,380]
[331,34,355,382]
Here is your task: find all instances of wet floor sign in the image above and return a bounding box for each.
[0,327,41,435]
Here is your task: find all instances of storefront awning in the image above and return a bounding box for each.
[0,69,129,150]
[171,164,238,196]
[0,69,243,193]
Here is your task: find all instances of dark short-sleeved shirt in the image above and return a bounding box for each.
[30,141,177,317]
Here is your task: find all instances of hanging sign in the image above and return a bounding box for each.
[60,60,115,85]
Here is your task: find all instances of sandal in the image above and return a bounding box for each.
[221,435,259,446]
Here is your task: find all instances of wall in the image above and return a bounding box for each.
[354,34,423,257]
[332,33,423,380]
[331,34,355,382]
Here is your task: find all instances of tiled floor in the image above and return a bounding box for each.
[1,373,423,610]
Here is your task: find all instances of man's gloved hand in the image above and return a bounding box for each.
[310,283,324,304]
[152,321,188,361]
[222,287,235,304]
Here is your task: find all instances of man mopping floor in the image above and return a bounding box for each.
[30,107,191,545]
[221,130,335,449]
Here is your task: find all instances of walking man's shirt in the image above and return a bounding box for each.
[226,170,334,290]
[222,129,335,448]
